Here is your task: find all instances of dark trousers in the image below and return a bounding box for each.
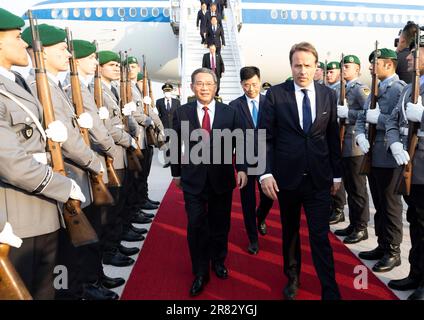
[216,76,221,96]
[9,231,58,300]
[332,180,346,209]
[183,184,233,277]
[240,175,273,243]
[368,167,403,250]
[277,175,340,300]
[139,146,154,201]
[200,30,206,44]
[342,156,370,230]
[404,184,424,283]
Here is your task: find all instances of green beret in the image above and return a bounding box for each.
[127,56,138,65]
[368,48,397,63]
[343,55,361,65]
[21,24,66,48]
[98,50,119,65]
[0,8,25,31]
[262,82,271,89]
[317,61,325,69]
[137,72,143,81]
[327,61,340,70]
[72,39,96,59]
[162,83,173,91]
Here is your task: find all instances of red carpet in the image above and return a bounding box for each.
[121,183,398,300]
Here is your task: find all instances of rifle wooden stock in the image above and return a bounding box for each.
[143,61,158,147]
[28,12,98,247]
[359,41,379,175]
[67,30,114,206]
[0,244,32,300]
[339,54,346,151]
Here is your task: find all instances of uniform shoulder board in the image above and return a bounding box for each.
[362,87,370,96]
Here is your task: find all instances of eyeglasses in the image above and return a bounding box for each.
[194,82,216,88]
[242,83,260,89]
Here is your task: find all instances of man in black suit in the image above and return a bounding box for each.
[202,44,224,96]
[171,68,247,297]
[206,16,225,54]
[260,42,342,300]
[196,2,208,44]
[229,66,274,255]
[205,3,223,28]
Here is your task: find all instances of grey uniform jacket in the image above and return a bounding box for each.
[356,74,406,168]
[101,82,132,169]
[386,82,424,185]
[328,81,341,103]
[129,82,148,149]
[342,79,370,157]
[28,74,102,208]
[0,74,72,238]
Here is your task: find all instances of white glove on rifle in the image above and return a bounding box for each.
[337,102,349,119]
[0,222,23,248]
[45,120,68,143]
[122,101,137,116]
[76,112,93,129]
[130,138,138,149]
[366,104,381,124]
[390,142,410,166]
[355,133,370,154]
[144,116,154,127]
[406,96,424,122]
[143,96,152,105]
[98,106,109,120]
[99,162,105,174]
[69,179,86,203]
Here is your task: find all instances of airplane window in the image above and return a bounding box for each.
[84,8,92,18]
[330,12,336,21]
[375,14,382,23]
[95,8,103,17]
[291,10,298,20]
[51,9,58,19]
[339,12,346,22]
[270,9,278,20]
[118,8,125,17]
[141,8,148,17]
[320,12,327,21]
[106,8,114,17]
[357,13,364,22]
[301,11,308,20]
[152,8,160,17]
[367,13,373,23]
[281,10,288,20]
[163,8,170,17]
[348,12,355,22]
[62,8,69,18]
[129,8,137,17]
[310,11,317,21]
[393,15,400,24]
[73,8,80,18]
[384,14,391,24]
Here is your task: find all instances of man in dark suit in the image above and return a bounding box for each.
[260,42,342,300]
[196,2,208,44]
[202,44,224,96]
[206,16,225,54]
[229,66,273,255]
[205,3,223,28]
[171,68,247,297]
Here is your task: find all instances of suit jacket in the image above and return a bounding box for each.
[206,24,225,48]
[197,10,209,33]
[171,101,247,195]
[157,97,180,129]
[0,74,72,238]
[202,53,225,79]
[260,80,342,190]
[205,11,223,28]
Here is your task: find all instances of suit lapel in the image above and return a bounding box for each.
[258,94,266,126]
[287,82,303,133]
[188,102,200,129]
[240,96,254,128]
[310,82,325,132]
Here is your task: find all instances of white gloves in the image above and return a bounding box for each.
[406,96,424,122]
[122,101,137,116]
[356,134,370,154]
[366,104,381,124]
[98,106,109,120]
[390,142,410,166]
[143,96,152,105]
[69,179,86,203]
[45,120,68,143]
[76,112,93,129]
[99,162,105,174]
[0,222,22,248]
[144,116,154,127]
[337,104,349,119]
[130,138,138,149]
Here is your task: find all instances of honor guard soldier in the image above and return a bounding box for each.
[0,9,85,299]
[261,82,271,95]
[355,48,406,272]
[314,61,325,84]
[335,55,371,244]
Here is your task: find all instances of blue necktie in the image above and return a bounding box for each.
[301,89,312,134]
[251,100,258,127]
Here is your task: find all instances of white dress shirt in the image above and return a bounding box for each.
[197,99,216,127]
[245,94,260,122]
[294,81,316,129]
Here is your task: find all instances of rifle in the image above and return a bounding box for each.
[339,53,346,150]
[395,28,422,195]
[323,59,328,86]
[93,41,121,188]
[28,11,98,247]
[359,41,379,175]
[119,51,142,172]
[0,244,32,300]
[142,56,158,147]
[147,76,166,149]
[66,30,114,206]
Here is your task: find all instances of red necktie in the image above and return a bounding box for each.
[202,106,211,133]
[211,54,216,72]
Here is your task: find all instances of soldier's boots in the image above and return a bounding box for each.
[372,245,401,272]
[388,274,421,291]
[329,207,345,225]
[359,246,385,260]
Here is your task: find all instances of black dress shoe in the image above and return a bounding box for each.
[80,282,119,300]
[118,244,140,256]
[139,201,159,210]
[388,275,420,291]
[147,198,160,205]
[163,163,170,168]
[407,286,424,300]
[258,221,267,236]
[334,225,354,237]
[247,242,259,255]
[358,246,385,260]
[212,263,228,279]
[329,208,345,225]
[283,277,299,300]
[130,224,148,234]
[190,275,209,297]
[101,274,125,289]
[121,228,146,242]
[372,253,401,273]
[130,213,153,224]
[343,229,368,244]
[103,251,135,267]
[133,209,155,219]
